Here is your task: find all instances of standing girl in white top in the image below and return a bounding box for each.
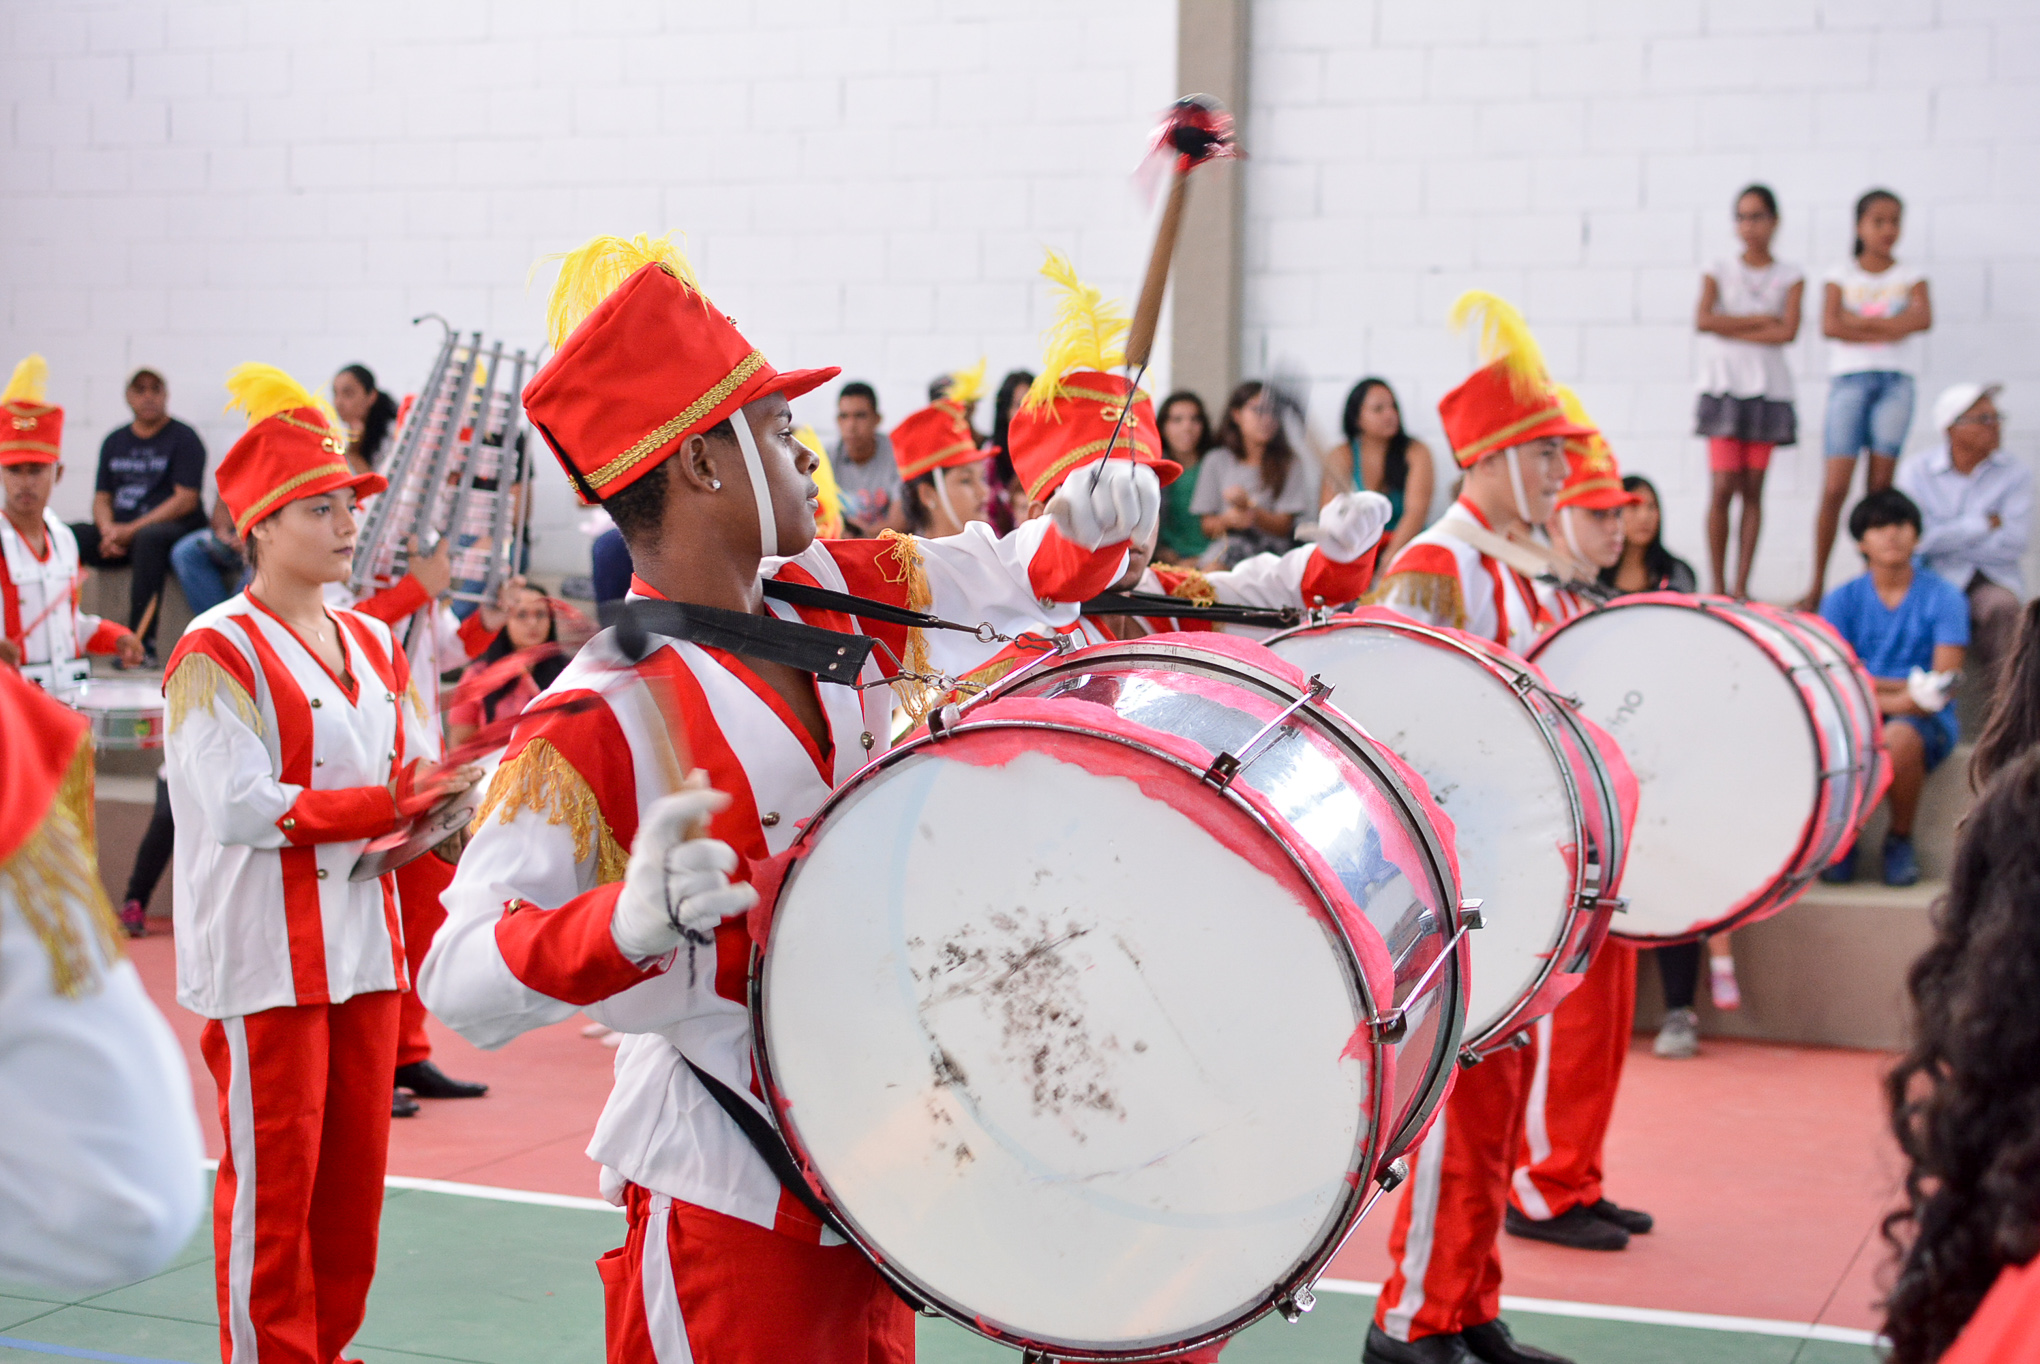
[1803,188,1933,609]
[1694,184,1803,600]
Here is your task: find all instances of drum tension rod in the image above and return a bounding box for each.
[1373,904,1480,1043]
[1300,1157,1411,1311]
[1202,676,1332,788]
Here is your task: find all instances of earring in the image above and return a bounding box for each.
[710,479,722,490]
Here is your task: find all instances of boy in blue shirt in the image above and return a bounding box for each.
[1819,488,1968,886]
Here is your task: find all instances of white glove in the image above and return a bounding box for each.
[1316,490,1396,563]
[1907,667,1957,715]
[1047,459,1161,550]
[610,786,758,961]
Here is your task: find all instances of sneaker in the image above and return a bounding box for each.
[1653,1007,1700,1058]
[1587,1198,1653,1234]
[1820,844,1858,884]
[1503,1203,1628,1251]
[118,898,148,939]
[1461,1318,1576,1364]
[1709,956,1741,1011]
[1883,835,1921,887]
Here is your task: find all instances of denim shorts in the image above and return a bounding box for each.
[1824,370,1915,458]
[1892,712,1955,773]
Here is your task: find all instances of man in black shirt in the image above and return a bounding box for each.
[71,369,207,658]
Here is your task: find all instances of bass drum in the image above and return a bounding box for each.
[1269,610,1633,1057]
[1530,595,1877,942]
[754,635,1464,1360]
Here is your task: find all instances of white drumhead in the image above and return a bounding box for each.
[1273,628,1577,1045]
[1534,605,1816,938]
[764,741,1368,1351]
[68,679,166,713]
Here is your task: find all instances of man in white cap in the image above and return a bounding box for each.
[1896,383,2030,695]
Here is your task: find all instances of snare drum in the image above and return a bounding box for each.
[754,635,1464,1360]
[1269,609,1633,1058]
[67,678,167,751]
[1530,595,1878,941]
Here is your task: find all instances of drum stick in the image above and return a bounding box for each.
[134,591,160,648]
[1125,174,1189,372]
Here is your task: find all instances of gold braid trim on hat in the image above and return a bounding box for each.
[472,738,628,884]
[587,351,766,492]
[1363,571,1468,632]
[234,461,354,535]
[1023,434,1163,504]
[166,652,264,736]
[875,530,938,722]
[2,739,125,999]
[1167,567,1219,607]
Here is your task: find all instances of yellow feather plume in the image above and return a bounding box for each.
[541,233,701,352]
[799,425,844,539]
[2,354,48,406]
[1555,385,1609,460]
[223,362,337,430]
[1449,290,1550,402]
[1026,249,1128,410]
[945,357,987,412]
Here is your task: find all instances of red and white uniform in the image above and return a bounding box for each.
[1367,499,1552,655]
[2,509,128,692]
[0,667,203,1290]
[421,528,1119,1363]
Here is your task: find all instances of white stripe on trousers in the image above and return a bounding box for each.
[223,1018,259,1363]
[1382,1107,1449,1342]
[1510,1016,1556,1220]
[641,1193,694,1364]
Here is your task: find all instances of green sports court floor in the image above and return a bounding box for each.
[0,1177,1878,1364]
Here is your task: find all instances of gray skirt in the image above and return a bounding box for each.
[1696,393,1797,445]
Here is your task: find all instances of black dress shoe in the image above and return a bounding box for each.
[1588,1197,1653,1234]
[1362,1323,1477,1363]
[392,1087,420,1118]
[1504,1204,1628,1250]
[1462,1318,1575,1364]
[395,1060,489,1099]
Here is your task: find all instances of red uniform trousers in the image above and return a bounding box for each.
[1509,941,1637,1221]
[1374,1046,1531,1342]
[598,1184,915,1364]
[199,990,402,1364]
[393,853,453,1069]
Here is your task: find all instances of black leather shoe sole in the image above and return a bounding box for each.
[1589,1197,1653,1234]
[1504,1204,1628,1250]
[395,1061,490,1099]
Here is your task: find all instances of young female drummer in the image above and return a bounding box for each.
[164,364,473,1364]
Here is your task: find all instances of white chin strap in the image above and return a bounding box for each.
[1505,445,1535,528]
[931,467,960,530]
[729,408,777,559]
[1559,505,1586,562]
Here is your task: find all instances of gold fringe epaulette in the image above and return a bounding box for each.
[1,735,124,999]
[166,652,263,736]
[472,738,629,884]
[1166,567,1219,608]
[406,680,429,724]
[1363,571,1468,631]
[876,530,938,722]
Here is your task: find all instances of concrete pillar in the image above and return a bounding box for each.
[1171,0,1247,409]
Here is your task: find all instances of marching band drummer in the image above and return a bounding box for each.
[1,355,146,686]
[1506,422,1655,1254]
[418,233,1153,1364]
[1362,293,1597,1364]
[892,361,997,539]
[163,363,476,1364]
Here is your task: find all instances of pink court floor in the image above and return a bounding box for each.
[127,933,1897,1338]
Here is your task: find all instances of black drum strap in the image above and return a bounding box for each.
[681,1055,928,1312]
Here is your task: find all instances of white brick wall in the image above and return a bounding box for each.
[2,0,1176,575]
[1248,0,2040,600]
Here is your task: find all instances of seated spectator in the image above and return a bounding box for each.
[1601,474,1698,595]
[1322,377,1436,564]
[446,584,565,750]
[828,381,904,536]
[1896,383,2030,701]
[1819,489,1968,887]
[1192,381,1317,568]
[1155,391,1214,565]
[168,498,247,617]
[69,369,208,660]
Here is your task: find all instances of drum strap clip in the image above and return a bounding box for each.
[1202,675,1331,789]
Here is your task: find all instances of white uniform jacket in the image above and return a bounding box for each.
[165,594,434,1019]
[419,525,1123,1240]
[1364,499,1552,655]
[2,511,122,691]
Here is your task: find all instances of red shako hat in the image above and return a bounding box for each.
[1436,291,1595,469]
[522,235,840,505]
[216,364,386,536]
[1,355,62,465]
[1553,387,1637,511]
[1006,251,1181,504]
[892,360,989,480]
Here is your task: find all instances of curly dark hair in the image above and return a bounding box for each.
[1881,747,2040,1363]
[1970,598,2040,791]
